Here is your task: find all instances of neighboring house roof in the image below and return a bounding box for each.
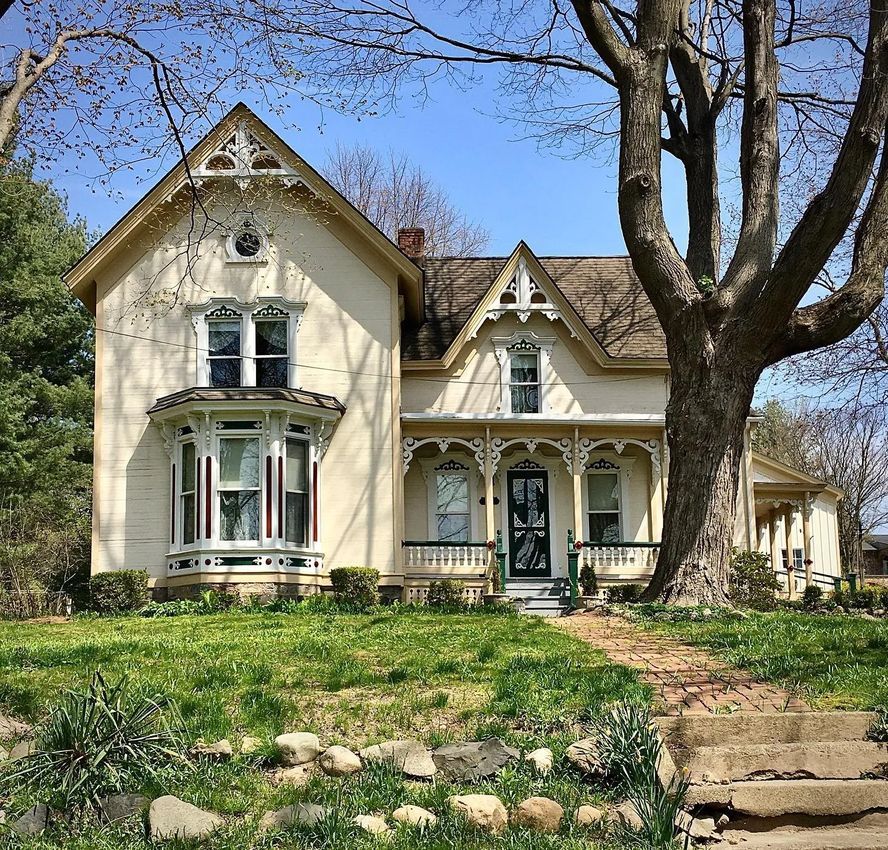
[402,252,668,363]
[751,452,844,500]
[866,534,888,550]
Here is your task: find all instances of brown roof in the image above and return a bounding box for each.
[148,387,346,415]
[402,255,667,361]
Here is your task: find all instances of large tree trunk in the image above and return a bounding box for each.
[644,359,759,605]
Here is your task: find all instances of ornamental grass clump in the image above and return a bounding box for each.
[7,672,184,814]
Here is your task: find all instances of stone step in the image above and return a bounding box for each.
[657,712,877,749]
[678,741,888,784]
[686,779,888,818]
[711,825,888,849]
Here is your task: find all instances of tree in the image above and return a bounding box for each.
[324,143,488,256]
[0,160,92,599]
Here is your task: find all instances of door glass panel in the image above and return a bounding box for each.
[219,438,260,488]
[508,472,550,577]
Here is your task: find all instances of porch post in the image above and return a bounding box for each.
[649,442,665,541]
[783,505,796,600]
[802,492,813,586]
[484,426,496,542]
[572,427,583,541]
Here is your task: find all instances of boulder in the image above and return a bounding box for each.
[98,793,149,823]
[525,747,554,775]
[11,804,49,837]
[675,811,716,840]
[612,800,643,831]
[259,802,328,832]
[269,763,317,787]
[148,795,223,842]
[190,739,233,761]
[8,740,36,761]
[391,805,437,828]
[319,745,362,777]
[565,738,604,777]
[360,739,437,778]
[354,814,391,836]
[0,713,32,740]
[575,805,604,827]
[240,735,263,754]
[432,738,519,781]
[448,794,508,834]
[274,732,320,766]
[511,797,563,833]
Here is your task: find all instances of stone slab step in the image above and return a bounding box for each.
[686,779,888,817]
[657,712,876,749]
[679,741,888,784]
[711,826,888,849]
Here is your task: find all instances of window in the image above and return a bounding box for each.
[255,319,288,388]
[587,473,621,543]
[180,442,197,545]
[226,216,268,262]
[285,439,309,546]
[207,320,242,387]
[781,548,804,570]
[218,437,260,541]
[509,352,540,413]
[435,472,470,542]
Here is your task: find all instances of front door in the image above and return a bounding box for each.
[507,468,551,578]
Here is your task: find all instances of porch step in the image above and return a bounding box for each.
[504,578,570,617]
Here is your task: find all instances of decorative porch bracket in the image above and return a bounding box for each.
[402,436,485,475]
[578,437,661,475]
[489,436,572,476]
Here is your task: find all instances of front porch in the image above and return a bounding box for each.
[400,421,666,603]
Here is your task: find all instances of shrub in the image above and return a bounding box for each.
[8,672,182,813]
[802,584,823,610]
[608,583,644,603]
[89,570,149,614]
[730,549,780,610]
[329,567,379,610]
[580,561,598,597]
[426,579,469,609]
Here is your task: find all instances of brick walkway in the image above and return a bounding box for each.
[557,613,810,715]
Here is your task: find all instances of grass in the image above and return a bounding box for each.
[0,609,649,849]
[633,607,888,710]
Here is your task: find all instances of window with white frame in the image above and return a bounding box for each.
[285,438,309,546]
[180,442,197,546]
[218,437,261,541]
[587,470,622,543]
[434,463,471,542]
[207,319,242,387]
[781,548,804,570]
[509,351,540,413]
[254,317,289,388]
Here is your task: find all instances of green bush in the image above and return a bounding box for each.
[847,586,888,612]
[426,578,468,608]
[329,567,379,610]
[607,583,644,603]
[730,549,781,610]
[802,584,823,610]
[89,570,149,614]
[580,561,598,597]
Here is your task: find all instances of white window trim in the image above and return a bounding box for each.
[176,436,199,551]
[216,432,263,547]
[581,453,634,544]
[492,331,555,414]
[419,455,480,542]
[284,433,312,548]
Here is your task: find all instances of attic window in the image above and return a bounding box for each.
[499,291,517,305]
[530,290,547,304]
[206,153,236,171]
[234,230,262,258]
[226,217,268,262]
[251,153,281,171]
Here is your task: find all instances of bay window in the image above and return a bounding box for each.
[218,437,261,541]
[285,438,309,546]
[180,442,197,546]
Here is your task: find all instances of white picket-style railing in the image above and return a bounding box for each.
[581,543,660,575]
[402,541,490,570]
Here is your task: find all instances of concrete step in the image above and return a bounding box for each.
[678,741,888,784]
[711,825,888,849]
[657,712,877,749]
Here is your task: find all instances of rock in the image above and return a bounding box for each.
[11,804,49,837]
[274,732,320,766]
[98,793,149,823]
[0,746,7,761]
[8,740,36,761]
[190,739,233,761]
[240,735,263,754]
[259,802,328,832]
[319,744,362,777]
[675,811,716,840]
[565,738,604,777]
[525,747,554,775]
[391,805,437,828]
[360,739,437,778]
[612,800,643,831]
[269,763,317,787]
[448,794,508,834]
[354,814,391,836]
[148,795,223,842]
[575,805,604,826]
[511,797,564,833]
[0,714,32,740]
[432,738,519,780]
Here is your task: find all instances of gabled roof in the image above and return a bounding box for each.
[65,103,423,315]
[751,452,844,499]
[401,243,668,366]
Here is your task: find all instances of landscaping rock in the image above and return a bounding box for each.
[98,793,149,823]
[240,735,263,754]
[575,805,604,826]
[675,811,716,840]
[432,738,519,780]
[269,763,317,787]
[565,738,604,777]
[525,747,554,775]
[11,804,49,837]
[0,745,7,761]
[360,739,437,778]
[612,800,643,831]
[190,739,233,761]
[148,795,223,842]
[354,814,391,836]
[259,802,328,832]
[319,744,362,777]
[0,714,32,740]
[392,805,437,828]
[8,740,36,761]
[274,731,320,766]
[512,797,564,832]
[448,794,508,834]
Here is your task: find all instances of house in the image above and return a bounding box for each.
[65,105,844,608]
[864,535,888,579]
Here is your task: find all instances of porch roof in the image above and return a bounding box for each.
[401,412,666,426]
[147,386,346,419]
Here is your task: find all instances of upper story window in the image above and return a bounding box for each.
[493,332,554,415]
[207,319,242,387]
[255,317,289,388]
[509,351,540,413]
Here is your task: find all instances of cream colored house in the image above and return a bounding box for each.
[66,105,843,608]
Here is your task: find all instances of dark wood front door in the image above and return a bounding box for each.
[507,468,551,578]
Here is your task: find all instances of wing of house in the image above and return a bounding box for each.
[67,105,844,606]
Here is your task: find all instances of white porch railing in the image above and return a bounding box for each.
[402,541,490,570]
[581,543,660,575]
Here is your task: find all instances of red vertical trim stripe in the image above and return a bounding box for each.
[278,456,284,539]
[205,456,212,538]
[265,456,273,538]
[312,461,319,543]
[171,464,176,545]
[195,456,201,540]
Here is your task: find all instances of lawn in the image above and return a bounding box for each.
[0,608,649,849]
[632,607,888,711]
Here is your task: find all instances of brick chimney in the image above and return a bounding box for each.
[397,227,425,260]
